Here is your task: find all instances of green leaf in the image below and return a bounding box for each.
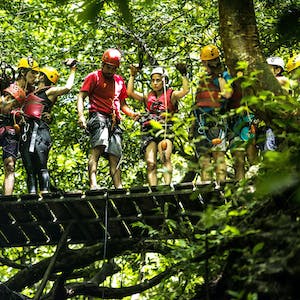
[252,242,264,255]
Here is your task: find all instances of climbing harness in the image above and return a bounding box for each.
[194,108,227,146]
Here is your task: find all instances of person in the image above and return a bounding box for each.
[127,63,189,186]
[0,57,39,195]
[193,45,233,185]
[20,59,77,194]
[77,48,139,189]
[227,90,258,180]
[257,56,291,153]
[286,54,300,100]
[266,56,290,92]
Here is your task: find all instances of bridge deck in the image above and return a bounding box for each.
[0,183,220,247]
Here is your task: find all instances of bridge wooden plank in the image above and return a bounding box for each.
[25,202,61,242]
[0,224,29,246]
[109,196,138,218]
[2,196,49,244]
[50,196,105,242]
[0,205,14,224]
[0,183,214,247]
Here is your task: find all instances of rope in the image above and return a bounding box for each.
[162,71,168,142]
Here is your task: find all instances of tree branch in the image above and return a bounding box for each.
[65,267,173,299]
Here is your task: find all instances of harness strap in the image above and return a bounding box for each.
[194,108,228,143]
[29,121,39,153]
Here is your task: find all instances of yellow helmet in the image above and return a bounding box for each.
[200,45,220,61]
[39,67,59,84]
[18,57,39,71]
[286,54,300,73]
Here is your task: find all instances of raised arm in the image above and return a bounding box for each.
[46,60,77,100]
[171,63,189,104]
[127,65,145,102]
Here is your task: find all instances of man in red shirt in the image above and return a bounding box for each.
[77,48,139,189]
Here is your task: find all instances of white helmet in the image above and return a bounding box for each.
[151,67,169,81]
[267,56,285,71]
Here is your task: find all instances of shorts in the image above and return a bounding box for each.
[87,112,122,158]
[140,122,174,154]
[193,108,227,155]
[228,114,256,151]
[0,126,19,160]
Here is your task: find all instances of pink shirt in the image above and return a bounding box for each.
[146,89,176,113]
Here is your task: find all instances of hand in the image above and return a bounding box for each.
[64,58,77,68]
[78,115,87,129]
[175,62,187,76]
[132,112,141,121]
[129,64,140,76]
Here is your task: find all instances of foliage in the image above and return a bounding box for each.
[0,0,300,299]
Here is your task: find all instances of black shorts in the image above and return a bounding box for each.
[0,127,19,160]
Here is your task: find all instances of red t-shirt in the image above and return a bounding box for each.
[80,70,127,119]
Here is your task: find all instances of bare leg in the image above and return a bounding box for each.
[232,150,245,181]
[145,141,157,186]
[158,139,173,185]
[199,154,213,182]
[247,139,258,165]
[88,146,104,189]
[3,156,16,195]
[213,151,226,184]
[109,154,122,188]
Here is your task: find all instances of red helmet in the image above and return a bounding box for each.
[102,48,121,67]
[3,84,26,104]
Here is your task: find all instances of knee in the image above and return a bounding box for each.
[4,159,15,174]
[233,150,245,165]
[88,158,98,170]
[147,161,156,172]
[199,155,210,166]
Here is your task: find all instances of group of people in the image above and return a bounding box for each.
[78,47,299,189]
[0,47,299,195]
[77,49,189,189]
[0,57,77,195]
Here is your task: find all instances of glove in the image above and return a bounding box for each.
[175,63,187,76]
[64,58,77,68]
[130,64,140,76]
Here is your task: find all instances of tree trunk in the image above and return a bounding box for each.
[218,0,282,95]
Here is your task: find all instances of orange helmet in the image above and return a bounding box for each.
[4,84,26,103]
[200,45,220,61]
[102,48,121,67]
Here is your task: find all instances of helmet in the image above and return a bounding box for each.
[39,67,59,84]
[3,83,26,103]
[286,54,300,73]
[18,57,39,71]
[151,67,169,81]
[267,56,285,70]
[200,45,220,61]
[102,48,122,67]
